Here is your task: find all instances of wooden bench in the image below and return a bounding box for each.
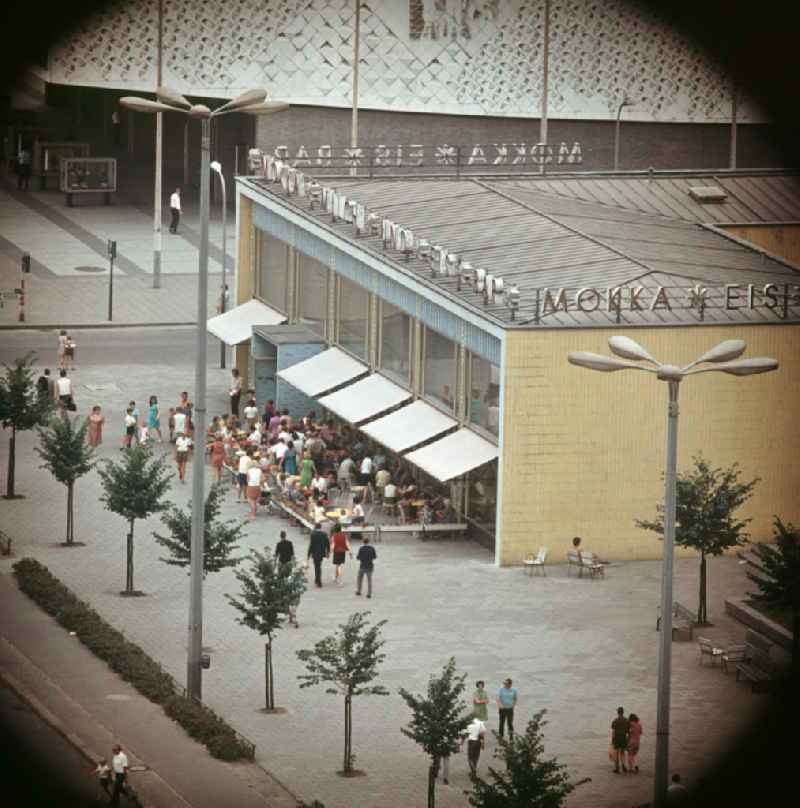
[736,639,775,693]
[274,498,315,531]
[567,550,605,578]
[656,601,695,640]
[0,529,12,556]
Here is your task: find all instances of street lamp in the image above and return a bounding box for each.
[568,336,778,808]
[613,98,634,171]
[210,160,227,369]
[119,88,288,702]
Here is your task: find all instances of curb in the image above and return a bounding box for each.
[0,322,197,331]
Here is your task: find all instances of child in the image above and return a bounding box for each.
[93,758,111,799]
[123,407,136,449]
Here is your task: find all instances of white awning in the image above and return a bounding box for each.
[277,346,368,398]
[361,399,457,453]
[206,299,285,346]
[404,428,499,482]
[318,374,412,425]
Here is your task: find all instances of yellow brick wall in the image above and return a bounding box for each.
[499,325,800,565]
[235,196,254,386]
[721,224,800,268]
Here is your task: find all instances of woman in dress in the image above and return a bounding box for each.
[329,523,352,586]
[282,440,298,477]
[209,433,226,482]
[87,405,105,447]
[472,680,489,722]
[148,395,163,443]
[626,714,643,773]
[298,451,316,490]
[57,330,67,370]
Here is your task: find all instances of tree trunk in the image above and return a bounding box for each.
[5,426,15,497]
[65,482,74,544]
[428,760,438,808]
[698,553,708,624]
[125,520,135,593]
[344,693,352,772]
[264,640,275,710]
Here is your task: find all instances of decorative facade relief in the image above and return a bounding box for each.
[47,0,763,122]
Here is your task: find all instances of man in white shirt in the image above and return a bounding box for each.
[243,400,259,427]
[273,439,288,463]
[110,743,129,805]
[249,425,262,444]
[172,409,188,440]
[169,187,181,233]
[55,370,73,407]
[175,434,192,482]
[311,471,328,496]
[237,451,251,502]
[383,482,397,502]
[462,716,486,776]
[359,455,373,485]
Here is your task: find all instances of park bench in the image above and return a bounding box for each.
[566,550,605,578]
[735,634,776,692]
[0,529,12,556]
[656,601,695,640]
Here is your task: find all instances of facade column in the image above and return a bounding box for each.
[412,318,423,396]
[368,293,379,368]
[326,267,337,342]
[286,245,297,320]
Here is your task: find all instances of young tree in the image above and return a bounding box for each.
[0,353,51,498]
[467,711,588,808]
[154,482,246,576]
[399,657,472,808]
[98,444,173,595]
[747,517,800,680]
[226,548,305,711]
[637,454,758,624]
[297,611,389,774]
[35,415,96,545]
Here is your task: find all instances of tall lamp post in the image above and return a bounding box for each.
[119,88,288,701]
[210,160,227,368]
[568,337,778,808]
[613,98,634,171]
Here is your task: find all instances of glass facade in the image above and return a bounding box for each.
[467,461,498,544]
[380,300,412,384]
[467,353,501,437]
[256,229,289,313]
[297,253,328,337]
[338,275,369,361]
[423,327,456,412]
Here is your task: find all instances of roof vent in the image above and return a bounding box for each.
[688,185,728,203]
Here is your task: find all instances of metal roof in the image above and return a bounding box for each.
[241,172,800,329]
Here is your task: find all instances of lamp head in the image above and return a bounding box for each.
[608,336,659,365]
[214,88,268,115]
[694,339,747,365]
[188,104,212,120]
[119,97,176,114]
[697,357,779,377]
[156,86,191,110]
[568,351,653,373]
[210,160,222,174]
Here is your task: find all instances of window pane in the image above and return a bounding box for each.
[257,230,288,313]
[338,276,369,360]
[380,301,411,383]
[468,460,498,544]
[423,328,456,411]
[297,254,328,337]
[468,354,501,437]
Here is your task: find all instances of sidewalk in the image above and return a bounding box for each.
[0,572,298,808]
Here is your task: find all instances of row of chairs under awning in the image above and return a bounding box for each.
[275,346,498,482]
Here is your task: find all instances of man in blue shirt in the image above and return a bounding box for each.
[497,678,518,739]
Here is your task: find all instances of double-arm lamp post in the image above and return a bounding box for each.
[119,88,288,701]
[568,337,778,808]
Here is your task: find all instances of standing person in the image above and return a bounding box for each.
[169,187,181,233]
[282,440,298,476]
[307,523,330,588]
[243,397,259,430]
[109,744,129,806]
[55,369,74,413]
[299,451,316,489]
[64,333,75,370]
[58,330,68,370]
[329,523,352,586]
[276,530,299,626]
[497,678,518,739]
[611,706,630,773]
[148,395,163,443]
[16,145,31,190]
[36,368,52,404]
[92,757,112,799]
[462,714,487,776]
[209,433,226,482]
[128,401,141,446]
[229,368,242,416]
[87,405,105,447]
[121,407,136,448]
[626,713,643,773]
[473,680,489,722]
[175,432,192,482]
[172,407,187,441]
[354,535,376,598]
[236,449,251,502]
[246,461,263,518]
[262,399,276,426]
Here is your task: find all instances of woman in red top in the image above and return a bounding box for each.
[330,523,352,586]
[626,713,643,773]
[209,433,226,482]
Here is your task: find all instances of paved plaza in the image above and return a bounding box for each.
[0,328,769,808]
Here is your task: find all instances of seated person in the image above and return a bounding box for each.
[435,498,457,523]
[382,482,397,506]
[287,480,306,504]
[374,467,391,497]
[572,536,609,565]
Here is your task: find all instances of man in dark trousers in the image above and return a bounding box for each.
[275,530,294,566]
[611,706,630,773]
[307,523,330,588]
[355,535,377,598]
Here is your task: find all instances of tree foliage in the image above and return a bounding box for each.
[399,657,472,808]
[467,711,588,808]
[97,444,173,594]
[154,482,245,576]
[226,548,306,709]
[0,353,52,497]
[35,415,96,544]
[747,517,800,678]
[637,454,758,622]
[297,612,389,772]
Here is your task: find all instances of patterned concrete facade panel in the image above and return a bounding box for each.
[499,324,800,564]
